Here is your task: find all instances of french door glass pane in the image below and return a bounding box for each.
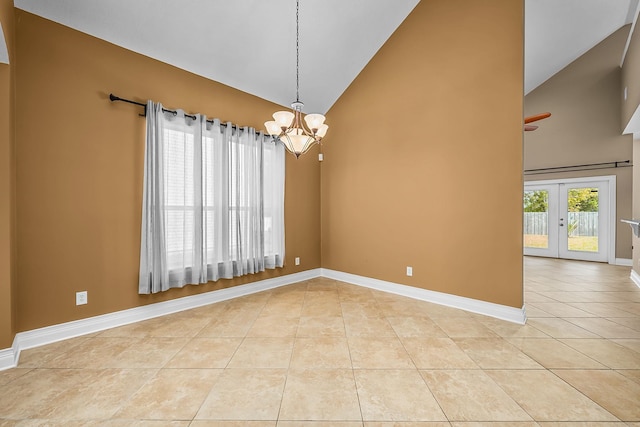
[567,187,599,252]
[524,190,549,249]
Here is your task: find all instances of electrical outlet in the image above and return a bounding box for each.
[76,291,88,306]
[295,257,300,266]
[406,266,413,277]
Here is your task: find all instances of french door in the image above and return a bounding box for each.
[524,177,614,262]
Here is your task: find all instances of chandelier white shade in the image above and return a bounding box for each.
[265,102,328,158]
[264,0,328,158]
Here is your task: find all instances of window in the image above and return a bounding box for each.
[139,102,285,294]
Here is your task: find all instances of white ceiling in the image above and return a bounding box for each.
[525,0,638,94]
[12,0,640,113]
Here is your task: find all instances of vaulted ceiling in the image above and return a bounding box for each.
[11,0,640,114]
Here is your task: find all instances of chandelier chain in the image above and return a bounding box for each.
[296,0,300,103]
[263,0,327,158]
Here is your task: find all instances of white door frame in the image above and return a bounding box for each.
[525,175,616,264]
[523,184,559,258]
[558,180,609,262]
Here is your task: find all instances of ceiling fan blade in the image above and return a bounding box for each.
[524,112,551,124]
[524,124,538,131]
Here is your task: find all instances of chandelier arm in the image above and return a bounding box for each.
[293,109,302,132]
[290,108,314,138]
[291,124,316,140]
[299,120,315,138]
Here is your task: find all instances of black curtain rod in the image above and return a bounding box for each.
[109,94,146,108]
[109,93,254,132]
[524,160,632,176]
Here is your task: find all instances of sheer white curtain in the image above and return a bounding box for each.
[139,101,285,294]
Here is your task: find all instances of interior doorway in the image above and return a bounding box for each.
[524,176,616,263]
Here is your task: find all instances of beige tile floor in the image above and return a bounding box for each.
[1,256,639,426]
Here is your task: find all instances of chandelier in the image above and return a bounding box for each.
[264,0,328,158]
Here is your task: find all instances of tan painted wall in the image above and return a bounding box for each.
[622,23,640,130]
[0,0,15,348]
[524,26,633,260]
[14,10,320,332]
[321,0,524,308]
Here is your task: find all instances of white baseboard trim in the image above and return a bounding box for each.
[1,266,531,371]
[0,346,18,372]
[321,268,526,325]
[631,270,640,289]
[615,258,633,267]
[0,268,321,371]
